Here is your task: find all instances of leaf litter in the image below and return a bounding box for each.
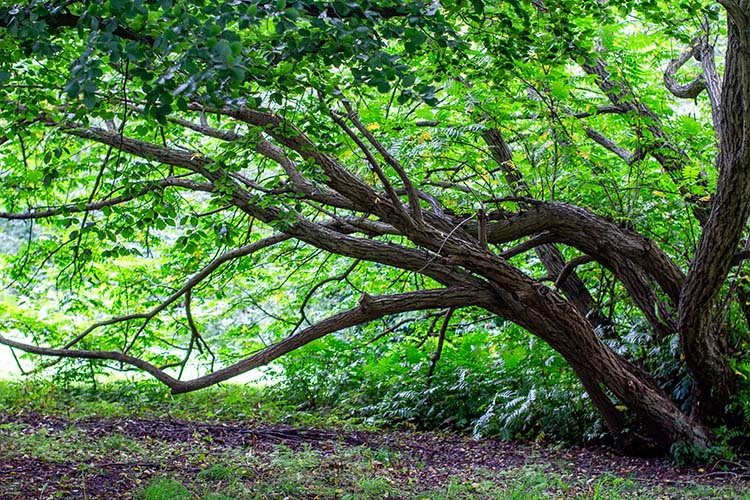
[0,411,748,499]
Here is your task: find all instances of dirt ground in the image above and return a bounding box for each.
[1,411,748,499]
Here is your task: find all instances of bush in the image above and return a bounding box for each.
[270,321,602,444]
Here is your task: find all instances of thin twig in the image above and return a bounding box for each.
[427,308,454,378]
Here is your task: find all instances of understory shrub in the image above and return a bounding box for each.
[269,322,603,444]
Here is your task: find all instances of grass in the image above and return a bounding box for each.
[0,377,307,422]
[129,462,750,500]
[0,378,748,499]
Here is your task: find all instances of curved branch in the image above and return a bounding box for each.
[171,286,487,393]
[62,233,291,350]
[664,43,705,99]
[0,332,180,387]
[296,259,360,328]
[697,27,723,134]
[0,176,210,220]
[427,307,454,378]
[330,109,405,214]
[192,104,404,223]
[555,255,594,288]
[0,243,483,396]
[340,101,424,224]
[500,232,557,259]
[484,202,685,303]
[583,128,634,163]
[717,0,746,26]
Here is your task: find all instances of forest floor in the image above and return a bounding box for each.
[2,409,750,499]
[1,380,749,499]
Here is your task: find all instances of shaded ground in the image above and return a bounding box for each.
[1,411,749,499]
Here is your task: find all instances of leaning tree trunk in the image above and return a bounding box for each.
[512,291,710,451]
[678,2,750,425]
[503,289,712,451]
[482,128,629,439]
[451,247,713,451]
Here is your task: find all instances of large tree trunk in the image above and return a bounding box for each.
[482,128,629,438]
[453,248,712,451]
[481,126,699,447]
[512,296,712,451]
[678,3,750,424]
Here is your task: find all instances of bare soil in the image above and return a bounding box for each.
[1,411,748,499]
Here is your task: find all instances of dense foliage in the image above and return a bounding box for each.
[2,0,750,456]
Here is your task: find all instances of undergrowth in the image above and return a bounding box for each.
[269,326,604,444]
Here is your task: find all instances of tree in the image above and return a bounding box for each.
[1,0,749,454]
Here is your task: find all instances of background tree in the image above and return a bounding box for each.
[1,0,749,455]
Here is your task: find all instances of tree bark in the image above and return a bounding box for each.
[677,4,750,424]
[482,128,629,439]
[444,245,712,451]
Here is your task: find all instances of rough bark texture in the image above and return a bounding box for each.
[678,3,750,423]
[482,128,628,439]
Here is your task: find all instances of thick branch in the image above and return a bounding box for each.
[172,287,488,392]
[664,43,706,99]
[483,202,685,304]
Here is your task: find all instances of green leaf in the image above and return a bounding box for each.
[213,40,232,62]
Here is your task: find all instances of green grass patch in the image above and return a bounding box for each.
[138,478,192,500]
[0,377,360,428]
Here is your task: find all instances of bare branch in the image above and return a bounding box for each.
[0,333,180,388]
[427,308,454,378]
[368,311,444,345]
[192,104,389,217]
[171,287,486,393]
[555,255,594,288]
[0,176,210,220]
[697,24,723,134]
[62,233,291,350]
[329,109,405,213]
[422,179,475,194]
[166,113,243,142]
[340,101,424,224]
[583,128,634,163]
[500,232,558,259]
[296,259,360,328]
[57,123,213,172]
[664,43,705,99]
